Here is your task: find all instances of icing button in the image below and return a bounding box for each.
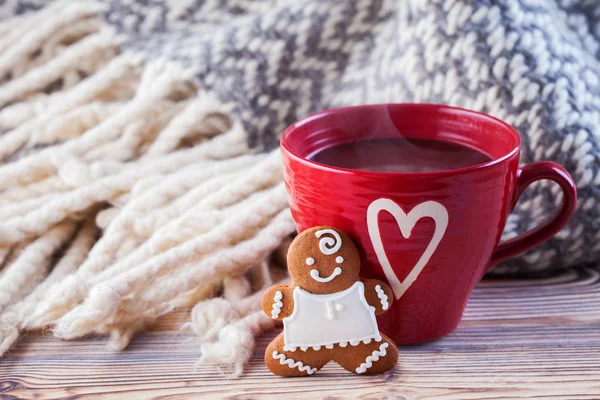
[335,303,344,311]
[273,351,317,375]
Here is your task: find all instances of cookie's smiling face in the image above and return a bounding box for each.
[287,226,361,294]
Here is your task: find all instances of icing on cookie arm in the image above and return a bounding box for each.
[361,279,394,315]
[261,284,293,320]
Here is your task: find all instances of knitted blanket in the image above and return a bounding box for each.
[0,0,598,375]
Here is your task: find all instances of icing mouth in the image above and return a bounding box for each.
[310,267,342,283]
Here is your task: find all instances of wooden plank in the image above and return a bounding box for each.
[1,268,600,399]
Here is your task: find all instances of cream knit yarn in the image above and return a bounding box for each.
[0,2,294,377]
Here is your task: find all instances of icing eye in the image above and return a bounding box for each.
[306,257,315,265]
[335,256,344,264]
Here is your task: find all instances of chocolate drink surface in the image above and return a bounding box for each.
[309,137,492,173]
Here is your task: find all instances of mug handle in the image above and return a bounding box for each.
[487,161,577,270]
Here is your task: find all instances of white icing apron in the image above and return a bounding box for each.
[283,281,380,348]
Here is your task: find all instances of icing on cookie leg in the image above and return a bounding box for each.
[272,351,317,375]
[333,333,398,375]
[355,343,388,374]
[265,332,330,377]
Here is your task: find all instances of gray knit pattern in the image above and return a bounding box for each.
[2,0,599,275]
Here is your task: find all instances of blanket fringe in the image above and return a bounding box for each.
[0,1,291,376]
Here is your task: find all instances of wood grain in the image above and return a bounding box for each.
[1,268,600,399]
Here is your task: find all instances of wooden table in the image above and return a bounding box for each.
[2,267,600,399]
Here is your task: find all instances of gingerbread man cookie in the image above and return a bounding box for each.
[261,226,398,376]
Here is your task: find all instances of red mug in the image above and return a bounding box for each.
[280,103,577,344]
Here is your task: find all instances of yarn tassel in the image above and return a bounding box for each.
[0,1,292,377]
[0,218,98,354]
[198,311,278,377]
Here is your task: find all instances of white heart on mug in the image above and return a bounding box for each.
[367,198,448,300]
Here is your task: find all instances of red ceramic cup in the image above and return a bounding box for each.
[280,103,577,344]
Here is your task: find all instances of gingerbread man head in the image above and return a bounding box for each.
[286,226,361,294]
